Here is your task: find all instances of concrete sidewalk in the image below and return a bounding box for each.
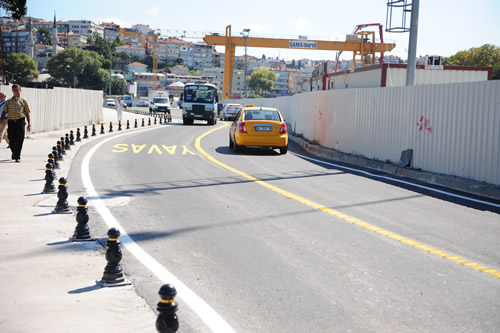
[0,108,161,332]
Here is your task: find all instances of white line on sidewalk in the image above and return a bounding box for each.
[81,129,235,333]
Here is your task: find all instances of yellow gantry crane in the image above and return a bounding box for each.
[204,25,396,100]
[119,28,160,90]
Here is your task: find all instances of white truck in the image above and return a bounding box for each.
[148,89,171,121]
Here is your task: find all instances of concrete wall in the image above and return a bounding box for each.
[228,80,500,185]
[0,86,103,134]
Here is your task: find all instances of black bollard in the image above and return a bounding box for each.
[118,121,122,131]
[159,116,163,124]
[154,117,157,125]
[109,122,113,133]
[100,123,105,134]
[99,228,127,286]
[168,114,172,122]
[51,148,60,169]
[60,137,67,155]
[126,119,130,129]
[156,284,179,333]
[72,197,93,241]
[42,162,56,193]
[83,126,89,139]
[76,128,81,142]
[65,134,71,150]
[148,118,151,126]
[141,118,145,127]
[92,124,96,136]
[69,130,75,145]
[53,177,71,214]
[47,154,57,176]
[56,141,64,160]
[134,119,138,128]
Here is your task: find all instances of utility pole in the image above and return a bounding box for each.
[406,0,420,86]
[242,28,250,98]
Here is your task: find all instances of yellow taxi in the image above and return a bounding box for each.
[229,106,288,154]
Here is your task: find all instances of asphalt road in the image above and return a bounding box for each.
[68,107,500,332]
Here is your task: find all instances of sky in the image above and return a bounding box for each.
[10,0,500,62]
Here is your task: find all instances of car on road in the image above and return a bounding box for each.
[135,100,148,107]
[229,106,288,154]
[105,98,115,107]
[220,103,242,121]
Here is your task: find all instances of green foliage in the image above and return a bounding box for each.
[188,69,198,75]
[38,27,51,45]
[111,78,126,95]
[46,48,109,90]
[4,52,39,84]
[175,57,184,66]
[85,32,113,59]
[493,65,500,80]
[248,94,262,99]
[444,44,500,68]
[131,54,143,63]
[143,55,153,71]
[248,68,277,95]
[0,0,26,20]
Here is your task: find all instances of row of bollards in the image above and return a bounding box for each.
[40,117,179,332]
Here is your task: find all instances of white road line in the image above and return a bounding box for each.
[81,130,235,333]
[292,153,500,209]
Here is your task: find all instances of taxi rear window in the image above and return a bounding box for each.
[244,110,281,121]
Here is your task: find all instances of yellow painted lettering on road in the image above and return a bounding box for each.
[162,145,177,155]
[148,144,163,155]
[112,144,128,153]
[132,144,147,154]
[182,146,196,155]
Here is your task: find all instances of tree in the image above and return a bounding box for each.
[4,52,39,84]
[111,78,126,95]
[444,44,499,76]
[131,54,143,63]
[248,68,277,95]
[0,0,26,20]
[175,57,184,66]
[188,69,198,76]
[46,48,109,90]
[85,32,113,59]
[38,27,51,45]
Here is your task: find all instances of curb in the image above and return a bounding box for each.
[288,135,500,201]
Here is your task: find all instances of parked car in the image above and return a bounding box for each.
[135,100,148,107]
[105,98,115,107]
[220,103,242,121]
[229,106,288,154]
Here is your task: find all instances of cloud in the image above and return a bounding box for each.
[149,6,161,16]
[296,19,312,30]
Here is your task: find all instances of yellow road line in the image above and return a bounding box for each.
[194,124,500,280]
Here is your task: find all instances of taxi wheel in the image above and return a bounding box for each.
[279,146,288,155]
[233,140,241,153]
[229,136,234,149]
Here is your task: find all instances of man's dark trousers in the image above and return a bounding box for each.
[7,118,26,160]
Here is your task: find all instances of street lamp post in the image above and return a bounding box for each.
[242,28,250,98]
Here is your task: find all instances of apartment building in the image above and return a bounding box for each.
[68,20,104,38]
[115,45,146,57]
[102,23,120,43]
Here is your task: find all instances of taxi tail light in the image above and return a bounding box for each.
[280,123,287,134]
[238,122,247,133]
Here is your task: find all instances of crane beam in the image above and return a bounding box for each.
[204,26,396,100]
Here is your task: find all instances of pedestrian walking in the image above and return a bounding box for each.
[0,92,9,148]
[115,96,125,123]
[0,84,31,162]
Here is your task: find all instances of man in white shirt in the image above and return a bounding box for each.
[115,96,125,123]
